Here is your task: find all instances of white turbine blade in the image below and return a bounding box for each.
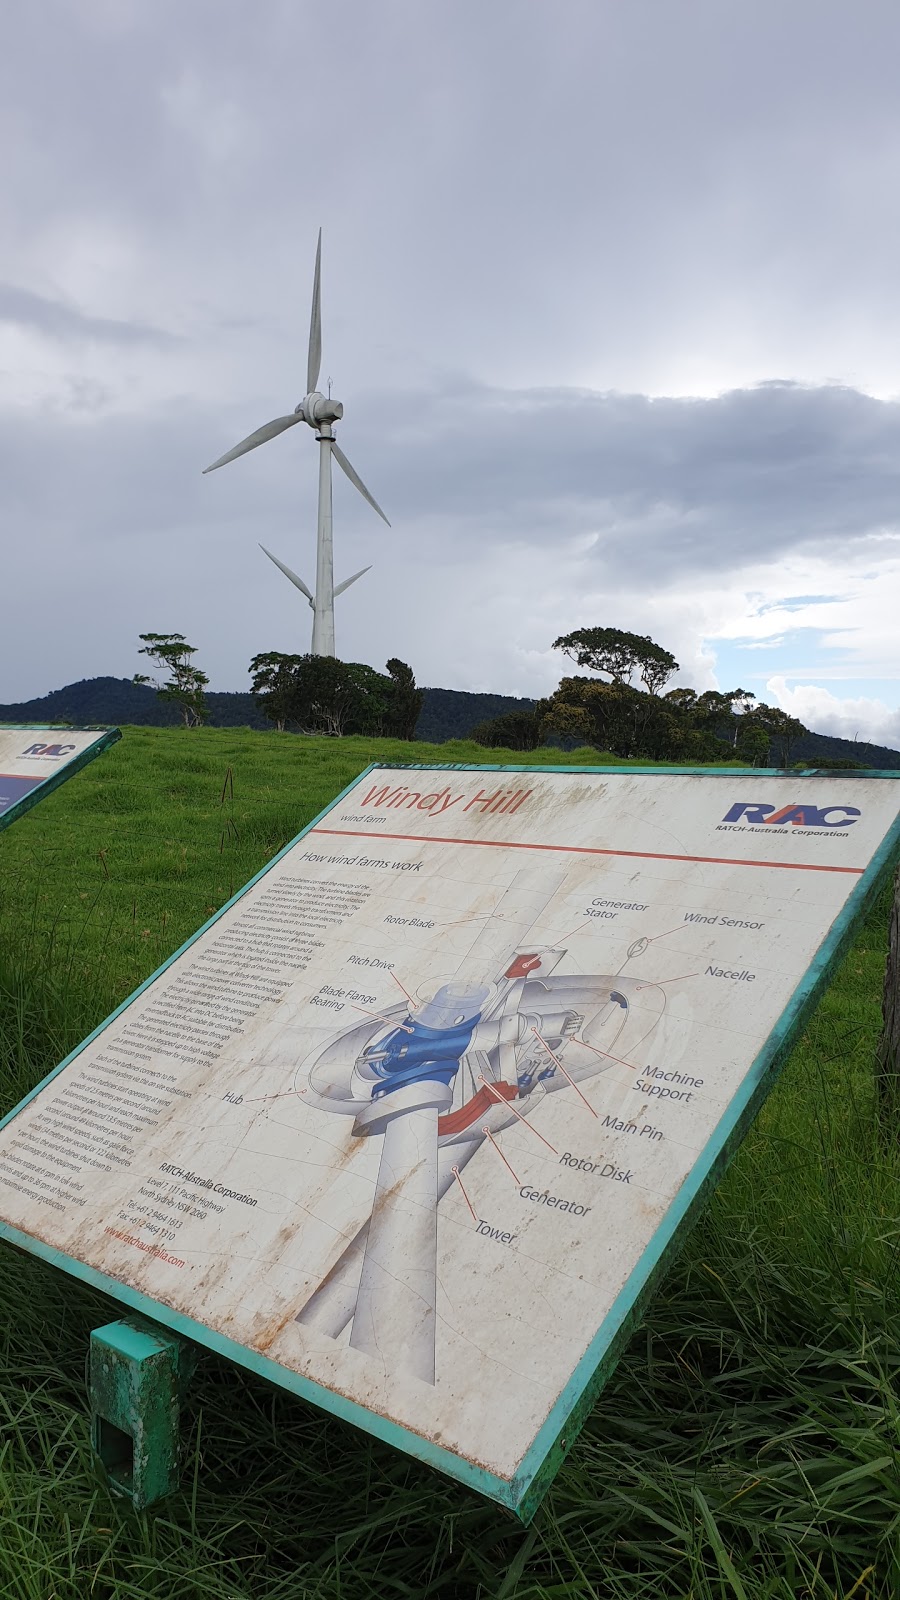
[333,564,372,598]
[259,544,315,608]
[307,227,322,395]
[203,414,302,473]
[331,442,391,525]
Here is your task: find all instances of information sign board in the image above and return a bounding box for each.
[0,725,120,831]
[1,763,899,1518]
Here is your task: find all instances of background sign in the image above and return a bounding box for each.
[0,726,120,830]
[0,764,898,1518]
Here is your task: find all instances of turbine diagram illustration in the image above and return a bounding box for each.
[203,230,390,656]
[292,870,670,1385]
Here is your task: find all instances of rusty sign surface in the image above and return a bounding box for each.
[1,763,899,1517]
[0,726,119,829]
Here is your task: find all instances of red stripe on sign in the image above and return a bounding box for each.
[310,827,865,874]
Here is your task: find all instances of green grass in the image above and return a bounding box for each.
[1,727,898,1599]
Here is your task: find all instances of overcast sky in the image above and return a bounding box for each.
[3,0,900,747]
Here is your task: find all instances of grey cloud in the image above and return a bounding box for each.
[9,378,900,568]
[349,379,900,580]
[0,284,176,346]
[5,2,900,400]
[2,376,900,701]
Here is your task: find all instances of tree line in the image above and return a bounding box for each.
[470,626,810,766]
[133,634,423,739]
[247,653,423,738]
[133,623,820,766]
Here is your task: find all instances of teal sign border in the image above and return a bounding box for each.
[1,762,899,1520]
[0,725,121,834]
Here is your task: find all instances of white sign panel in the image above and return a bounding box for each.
[1,764,898,1516]
[0,726,119,828]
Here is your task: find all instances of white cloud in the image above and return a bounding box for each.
[707,549,900,684]
[767,677,900,751]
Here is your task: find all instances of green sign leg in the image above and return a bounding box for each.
[89,1318,197,1509]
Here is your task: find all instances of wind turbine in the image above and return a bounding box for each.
[202,230,390,656]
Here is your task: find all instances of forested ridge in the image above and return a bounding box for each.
[1,673,897,767]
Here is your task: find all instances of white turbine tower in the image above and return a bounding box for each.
[202,230,390,656]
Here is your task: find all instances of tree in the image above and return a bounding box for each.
[663,687,700,715]
[661,686,763,756]
[540,677,690,760]
[344,661,395,735]
[134,633,208,727]
[248,652,426,739]
[735,721,770,767]
[539,669,749,763]
[471,710,543,751]
[677,688,756,746]
[249,652,305,731]
[742,704,807,767]
[553,627,680,694]
[790,757,863,771]
[248,653,399,736]
[383,659,425,741]
[291,656,380,736]
[729,688,757,720]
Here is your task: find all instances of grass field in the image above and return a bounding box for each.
[0,726,898,1599]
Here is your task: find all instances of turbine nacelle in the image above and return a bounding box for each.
[295,391,344,429]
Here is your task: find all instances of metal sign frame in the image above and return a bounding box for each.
[1,761,898,1522]
[0,725,121,833]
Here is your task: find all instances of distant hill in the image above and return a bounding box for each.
[786,729,900,770]
[0,676,538,743]
[1,675,898,769]
[415,688,539,743]
[0,676,268,731]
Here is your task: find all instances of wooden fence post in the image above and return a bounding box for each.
[878,865,900,1121]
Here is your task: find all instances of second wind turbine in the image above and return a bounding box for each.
[203,230,390,656]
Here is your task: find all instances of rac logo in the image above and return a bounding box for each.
[722,801,861,828]
[20,742,78,759]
